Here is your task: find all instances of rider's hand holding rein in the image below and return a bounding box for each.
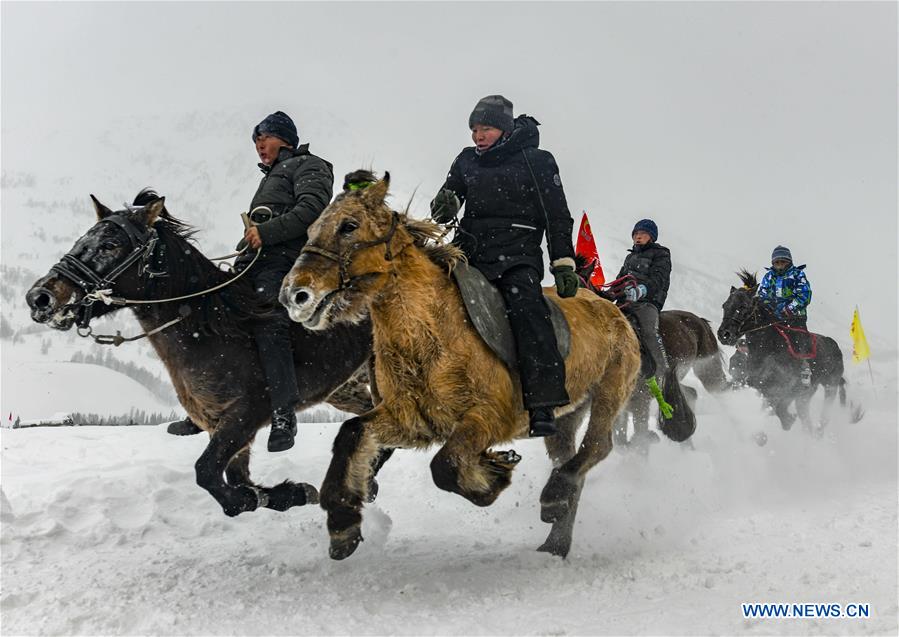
[244,226,263,249]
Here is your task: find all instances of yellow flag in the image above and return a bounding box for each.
[850,307,870,364]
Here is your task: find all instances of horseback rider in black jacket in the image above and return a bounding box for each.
[616,219,673,408]
[167,111,334,452]
[430,95,579,437]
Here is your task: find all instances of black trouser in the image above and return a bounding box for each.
[625,301,669,379]
[492,265,569,410]
[237,252,300,412]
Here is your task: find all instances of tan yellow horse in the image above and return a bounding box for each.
[281,174,640,560]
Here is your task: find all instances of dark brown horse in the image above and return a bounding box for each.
[717,270,851,432]
[25,190,374,517]
[574,255,728,449]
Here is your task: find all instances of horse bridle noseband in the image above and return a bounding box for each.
[49,208,260,345]
[50,213,166,333]
[300,211,400,291]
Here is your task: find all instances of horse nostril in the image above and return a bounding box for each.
[293,290,310,306]
[32,290,54,310]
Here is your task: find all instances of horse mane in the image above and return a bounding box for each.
[132,187,198,241]
[132,188,272,336]
[737,269,758,290]
[400,214,465,272]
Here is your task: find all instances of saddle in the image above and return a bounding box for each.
[772,324,817,360]
[452,262,570,370]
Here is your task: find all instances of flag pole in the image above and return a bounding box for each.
[866,358,876,398]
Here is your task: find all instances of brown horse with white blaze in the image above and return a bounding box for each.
[280,173,641,560]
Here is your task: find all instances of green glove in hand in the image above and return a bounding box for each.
[430,188,461,223]
[552,265,579,298]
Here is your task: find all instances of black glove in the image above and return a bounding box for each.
[552,265,579,298]
[430,188,461,223]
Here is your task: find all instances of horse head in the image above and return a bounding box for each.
[25,193,166,331]
[717,269,760,345]
[282,171,460,331]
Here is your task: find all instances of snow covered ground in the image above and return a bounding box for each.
[2,3,897,634]
[2,380,896,636]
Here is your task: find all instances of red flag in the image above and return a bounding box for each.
[575,212,605,287]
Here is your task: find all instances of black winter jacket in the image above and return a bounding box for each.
[436,116,575,280]
[616,242,671,310]
[249,145,334,258]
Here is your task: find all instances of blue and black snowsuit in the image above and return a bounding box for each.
[758,264,812,328]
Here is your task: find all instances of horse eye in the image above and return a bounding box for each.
[100,241,118,251]
[338,220,359,235]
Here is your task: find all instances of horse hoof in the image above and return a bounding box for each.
[303,484,320,506]
[537,539,570,558]
[365,479,379,504]
[221,485,259,517]
[329,526,363,560]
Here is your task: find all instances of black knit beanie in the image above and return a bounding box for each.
[252,111,299,148]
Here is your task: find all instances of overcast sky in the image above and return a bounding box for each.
[2,1,896,345]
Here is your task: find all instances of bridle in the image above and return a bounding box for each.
[300,211,400,291]
[50,213,166,333]
[49,209,260,345]
[724,287,779,337]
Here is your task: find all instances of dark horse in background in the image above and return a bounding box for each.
[575,255,727,450]
[717,270,851,432]
[26,190,375,517]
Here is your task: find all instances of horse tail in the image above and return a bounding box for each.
[693,318,729,393]
[839,377,847,407]
[659,364,697,442]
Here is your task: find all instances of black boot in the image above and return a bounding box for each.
[268,408,298,452]
[166,417,202,436]
[528,407,558,438]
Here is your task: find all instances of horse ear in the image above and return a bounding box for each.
[90,194,114,220]
[361,172,390,207]
[139,197,165,226]
[730,286,736,294]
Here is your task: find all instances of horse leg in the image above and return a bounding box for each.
[820,384,838,428]
[430,434,517,508]
[630,387,659,454]
[612,408,630,449]
[320,408,403,560]
[796,392,815,435]
[366,447,395,503]
[225,445,252,486]
[539,381,628,558]
[195,423,266,517]
[325,363,374,414]
[225,441,319,512]
[200,424,318,517]
[537,403,587,556]
[773,399,796,431]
